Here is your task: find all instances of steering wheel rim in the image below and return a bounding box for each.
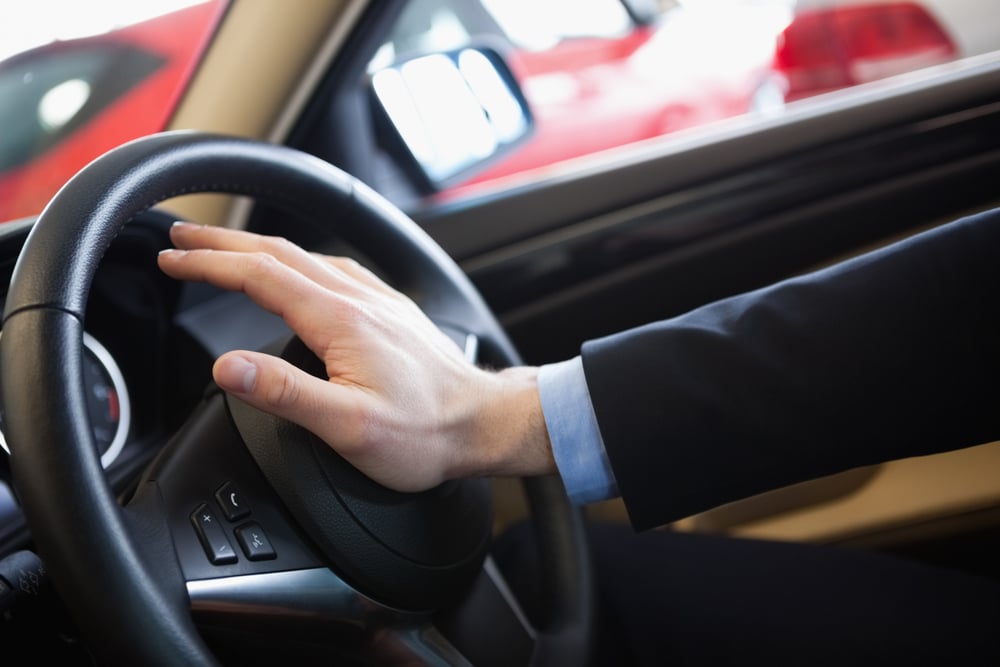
[0,131,593,665]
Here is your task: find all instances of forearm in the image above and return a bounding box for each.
[584,208,1000,529]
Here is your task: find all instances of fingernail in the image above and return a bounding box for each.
[157,248,182,256]
[172,221,196,228]
[216,356,257,394]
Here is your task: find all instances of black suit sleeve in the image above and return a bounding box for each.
[581,207,1000,531]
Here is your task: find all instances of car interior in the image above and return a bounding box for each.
[1,1,999,665]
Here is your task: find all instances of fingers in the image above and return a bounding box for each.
[158,222,403,341]
[169,222,316,271]
[167,222,401,302]
[159,242,333,327]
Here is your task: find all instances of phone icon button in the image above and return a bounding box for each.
[215,481,251,522]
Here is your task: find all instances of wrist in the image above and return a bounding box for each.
[451,366,555,480]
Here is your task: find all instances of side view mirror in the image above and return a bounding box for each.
[369,44,533,193]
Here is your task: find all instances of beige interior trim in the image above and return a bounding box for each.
[573,441,1000,549]
[674,440,1000,546]
[163,0,370,227]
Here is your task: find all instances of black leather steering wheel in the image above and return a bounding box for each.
[0,131,593,666]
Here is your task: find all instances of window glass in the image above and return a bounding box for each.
[0,44,164,173]
[370,0,1000,201]
[0,0,227,222]
[480,0,634,50]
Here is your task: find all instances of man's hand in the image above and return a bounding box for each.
[158,222,555,491]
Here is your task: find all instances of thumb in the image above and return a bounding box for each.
[213,350,357,445]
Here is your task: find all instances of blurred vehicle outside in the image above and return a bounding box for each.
[1,0,998,220]
[0,0,225,221]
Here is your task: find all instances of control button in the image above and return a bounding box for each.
[191,503,237,565]
[235,522,276,561]
[215,481,250,522]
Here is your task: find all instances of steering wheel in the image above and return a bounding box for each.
[0,131,593,666]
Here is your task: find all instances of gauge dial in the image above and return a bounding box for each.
[0,332,131,468]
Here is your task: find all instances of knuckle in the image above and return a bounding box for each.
[264,235,296,255]
[243,251,282,279]
[263,370,301,409]
[335,256,363,271]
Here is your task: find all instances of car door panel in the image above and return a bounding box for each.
[415,58,1000,365]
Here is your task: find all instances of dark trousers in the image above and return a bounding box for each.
[492,519,1000,666]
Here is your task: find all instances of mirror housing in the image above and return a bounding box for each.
[369,44,533,193]
[621,0,661,25]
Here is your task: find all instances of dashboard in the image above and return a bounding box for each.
[0,207,291,559]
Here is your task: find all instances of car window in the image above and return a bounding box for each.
[0,0,227,222]
[0,43,164,173]
[479,0,635,49]
[366,0,1000,203]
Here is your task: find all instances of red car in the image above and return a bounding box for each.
[0,0,787,218]
[768,0,973,103]
[0,1,226,222]
[415,0,788,199]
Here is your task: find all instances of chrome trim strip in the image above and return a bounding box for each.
[187,567,383,623]
[0,331,130,470]
[83,332,131,469]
